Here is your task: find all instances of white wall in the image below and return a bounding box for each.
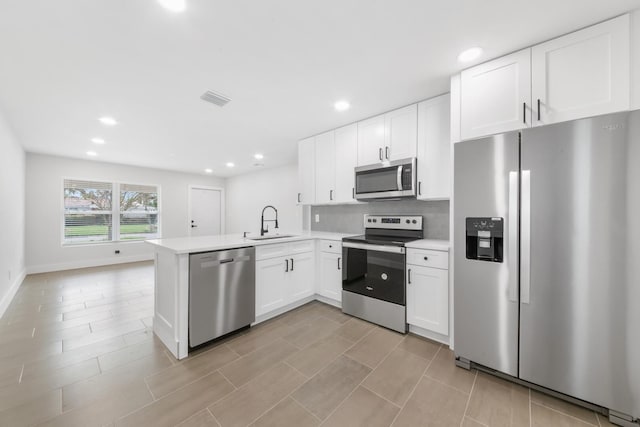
[225,164,302,236]
[25,153,225,273]
[632,9,640,110]
[0,109,26,316]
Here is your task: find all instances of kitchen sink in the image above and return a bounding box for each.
[247,234,297,241]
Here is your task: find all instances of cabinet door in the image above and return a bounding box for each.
[319,251,342,301]
[334,124,358,203]
[461,49,531,140]
[297,137,316,205]
[417,95,451,200]
[315,131,336,204]
[406,265,448,335]
[357,114,385,166]
[256,257,288,316]
[287,252,315,302]
[385,104,417,161]
[532,14,630,126]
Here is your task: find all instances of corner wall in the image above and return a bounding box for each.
[225,164,302,236]
[0,109,26,317]
[25,153,225,273]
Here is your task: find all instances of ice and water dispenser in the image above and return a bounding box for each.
[465,217,504,262]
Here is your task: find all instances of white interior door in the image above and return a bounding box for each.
[189,187,222,236]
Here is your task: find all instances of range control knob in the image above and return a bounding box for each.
[406,219,410,224]
[367,219,372,223]
[373,219,377,223]
[412,220,417,224]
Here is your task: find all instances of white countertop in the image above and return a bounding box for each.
[146,231,355,254]
[405,239,450,251]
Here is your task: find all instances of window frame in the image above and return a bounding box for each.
[61,177,162,246]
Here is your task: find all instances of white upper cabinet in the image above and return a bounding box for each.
[297,137,316,205]
[461,49,532,140]
[531,14,630,126]
[417,94,451,200]
[357,105,417,165]
[457,14,631,141]
[384,104,418,161]
[334,124,358,203]
[357,114,386,165]
[314,131,336,204]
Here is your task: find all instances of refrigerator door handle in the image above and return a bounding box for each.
[508,171,519,302]
[521,170,531,304]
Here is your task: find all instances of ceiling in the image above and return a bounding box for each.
[0,0,637,177]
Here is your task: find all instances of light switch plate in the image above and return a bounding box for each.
[315,214,320,223]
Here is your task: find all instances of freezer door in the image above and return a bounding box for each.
[453,132,520,376]
[519,110,640,418]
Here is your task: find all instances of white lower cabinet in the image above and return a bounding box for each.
[406,249,449,336]
[255,241,314,317]
[318,241,342,302]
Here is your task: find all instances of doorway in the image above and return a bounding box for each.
[188,186,224,237]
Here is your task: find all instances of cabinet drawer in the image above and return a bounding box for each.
[288,240,314,255]
[407,249,448,269]
[255,243,289,261]
[319,240,341,254]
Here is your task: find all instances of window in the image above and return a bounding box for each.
[63,179,160,245]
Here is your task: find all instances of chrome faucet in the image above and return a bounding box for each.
[260,205,279,236]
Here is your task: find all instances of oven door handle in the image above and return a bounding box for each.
[396,165,403,191]
[342,241,405,254]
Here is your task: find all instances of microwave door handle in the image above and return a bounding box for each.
[396,165,403,190]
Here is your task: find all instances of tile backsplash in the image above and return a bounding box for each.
[310,199,449,240]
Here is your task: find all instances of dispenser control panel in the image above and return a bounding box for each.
[466,217,504,262]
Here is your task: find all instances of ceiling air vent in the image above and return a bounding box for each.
[200,90,231,107]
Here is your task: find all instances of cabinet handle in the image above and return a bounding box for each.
[523,102,526,124]
[329,190,333,201]
[337,257,341,270]
[408,268,412,284]
[352,187,355,199]
[290,258,294,271]
[385,146,389,160]
[379,148,383,161]
[537,99,541,121]
[297,193,301,203]
[285,259,289,272]
[418,181,422,196]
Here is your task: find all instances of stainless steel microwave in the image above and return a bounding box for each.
[354,157,416,200]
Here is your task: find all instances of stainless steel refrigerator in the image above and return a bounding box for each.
[454,110,640,426]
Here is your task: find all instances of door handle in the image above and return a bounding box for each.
[521,170,531,304]
[385,146,390,160]
[508,171,519,302]
[396,165,403,191]
[379,148,383,161]
[407,268,411,284]
[285,259,289,272]
[337,257,341,270]
[290,258,294,271]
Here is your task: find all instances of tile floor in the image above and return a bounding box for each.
[0,262,615,426]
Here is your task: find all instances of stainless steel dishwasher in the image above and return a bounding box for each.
[189,246,255,348]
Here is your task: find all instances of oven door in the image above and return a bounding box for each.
[342,242,406,305]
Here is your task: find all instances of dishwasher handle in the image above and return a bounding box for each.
[200,255,251,268]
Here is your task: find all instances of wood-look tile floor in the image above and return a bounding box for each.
[0,261,614,427]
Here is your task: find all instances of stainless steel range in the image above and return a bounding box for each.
[341,215,423,333]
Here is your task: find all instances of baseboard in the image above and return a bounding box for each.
[26,254,154,274]
[409,324,450,347]
[0,268,26,319]
[314,294,341,308]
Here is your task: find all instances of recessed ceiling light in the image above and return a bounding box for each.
[458,47,483,63]
[254,153,264,160]
[157,0,186,12]
[204,168,213,174]
[98,116,118,126]
[226,162,235,168]
[91,138,105,144]
[334,100,350,112]
[86,151,97,157]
